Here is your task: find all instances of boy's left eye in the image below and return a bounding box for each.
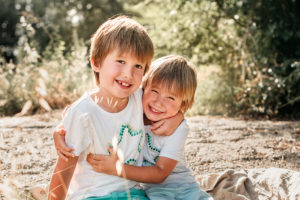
[168,96,175,101]
[135,64,143,69]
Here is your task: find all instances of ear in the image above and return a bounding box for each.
[91,56,101,72]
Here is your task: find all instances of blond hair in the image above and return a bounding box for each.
[90,15,154,86]
[142,55,197,113]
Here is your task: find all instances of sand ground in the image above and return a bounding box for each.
[0,110,299,199]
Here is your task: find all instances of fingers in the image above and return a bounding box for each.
[58,128,66,136]
[53,125,74,159]
[151,127,164,135]
[53,128,72,151]
[86,154,106,173]
[151,120,166,135]
[86,154,105,167]
[54,140,74,157]
[57,150,69,162]
[107,146,114,156]
[153,124,173,136]
[86,154,99,165]
[60,148,75,157]
[56,145,75,161]
[54,124,65,136]
[59,142,74,153]
[87,153,105,161]
[150,120,164,131]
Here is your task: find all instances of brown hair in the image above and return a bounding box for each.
[90,15,154,86]
[142,55,197,113]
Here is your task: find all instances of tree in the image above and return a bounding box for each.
[131,0,300,117]
[0,0,127,61]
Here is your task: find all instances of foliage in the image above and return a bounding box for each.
[0,0,126,59]
[0,0,128,115]
[214,0,300,118]
[186,65,234,116]
[130,0,300,118]
[0,16,93,116]
[1,0,299,117]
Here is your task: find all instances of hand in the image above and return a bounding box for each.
[53,124,74,161]
[150,112,184,136]
[86,147,123,176]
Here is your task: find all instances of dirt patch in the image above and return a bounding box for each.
[0,111,299,198]
[185,116,300,177]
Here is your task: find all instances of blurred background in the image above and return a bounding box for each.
[0,0,299,118]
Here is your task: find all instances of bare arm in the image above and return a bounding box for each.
[48,156,78,200]
[150,112,184,136]
[122,156,177,183]
[86,148,177,184]
[53,125,75,161]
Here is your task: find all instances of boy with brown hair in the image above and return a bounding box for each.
[48,15,155,200]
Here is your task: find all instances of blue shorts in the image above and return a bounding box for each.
[145,182,212,200]
[84,188,149,200]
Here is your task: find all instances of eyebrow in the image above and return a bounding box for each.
[151,85,179,97]
[117,54,145,65]
[168,90,179,97]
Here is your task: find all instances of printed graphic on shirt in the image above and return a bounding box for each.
[143,132,160,166]
[117,124,144,165]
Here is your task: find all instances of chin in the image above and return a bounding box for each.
[148,115,162,122]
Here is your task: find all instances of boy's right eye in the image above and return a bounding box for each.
[117,60,125,64]
[151,89,158,94]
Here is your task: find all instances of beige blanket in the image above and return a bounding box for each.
[197,168,300,200]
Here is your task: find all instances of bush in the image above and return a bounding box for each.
[186,65,234,116]
[0,34,93,116]
[131,0,300,118]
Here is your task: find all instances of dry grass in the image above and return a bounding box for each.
[0,41,93,117]
[186,65,234,116]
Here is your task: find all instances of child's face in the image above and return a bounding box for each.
[142,83,183,122]
[94,49,146,99]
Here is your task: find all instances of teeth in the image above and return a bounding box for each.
[119,81,130,87]
[150,106,160,113]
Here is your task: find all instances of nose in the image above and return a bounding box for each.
[153,95,164,109]
[122,65,133,80]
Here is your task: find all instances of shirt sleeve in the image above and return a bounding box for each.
[62,107,92,156]
[159,120,189,161]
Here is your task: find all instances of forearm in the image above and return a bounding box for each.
[87,153,177,184]
[122,164,169,184]
[48,157,78,200]
[119,157,177,184]
[48,174,68,200]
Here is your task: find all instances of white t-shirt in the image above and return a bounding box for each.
[63,88,145,200]
[141,120,198,189]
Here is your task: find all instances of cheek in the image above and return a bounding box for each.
[134,68,144,79]
[136,73,144,84]
[142,96,147,107]
[142,92,151,105]
[167,101,182,114]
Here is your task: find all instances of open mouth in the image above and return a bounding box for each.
[117,80,131,88]
[149,105,162,114]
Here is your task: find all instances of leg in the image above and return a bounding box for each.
[145,185,177,200]
[176,182,212,200]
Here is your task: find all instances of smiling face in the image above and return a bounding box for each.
[142,83,183,122]
[92,49,146,100]
[90,16,154,86]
